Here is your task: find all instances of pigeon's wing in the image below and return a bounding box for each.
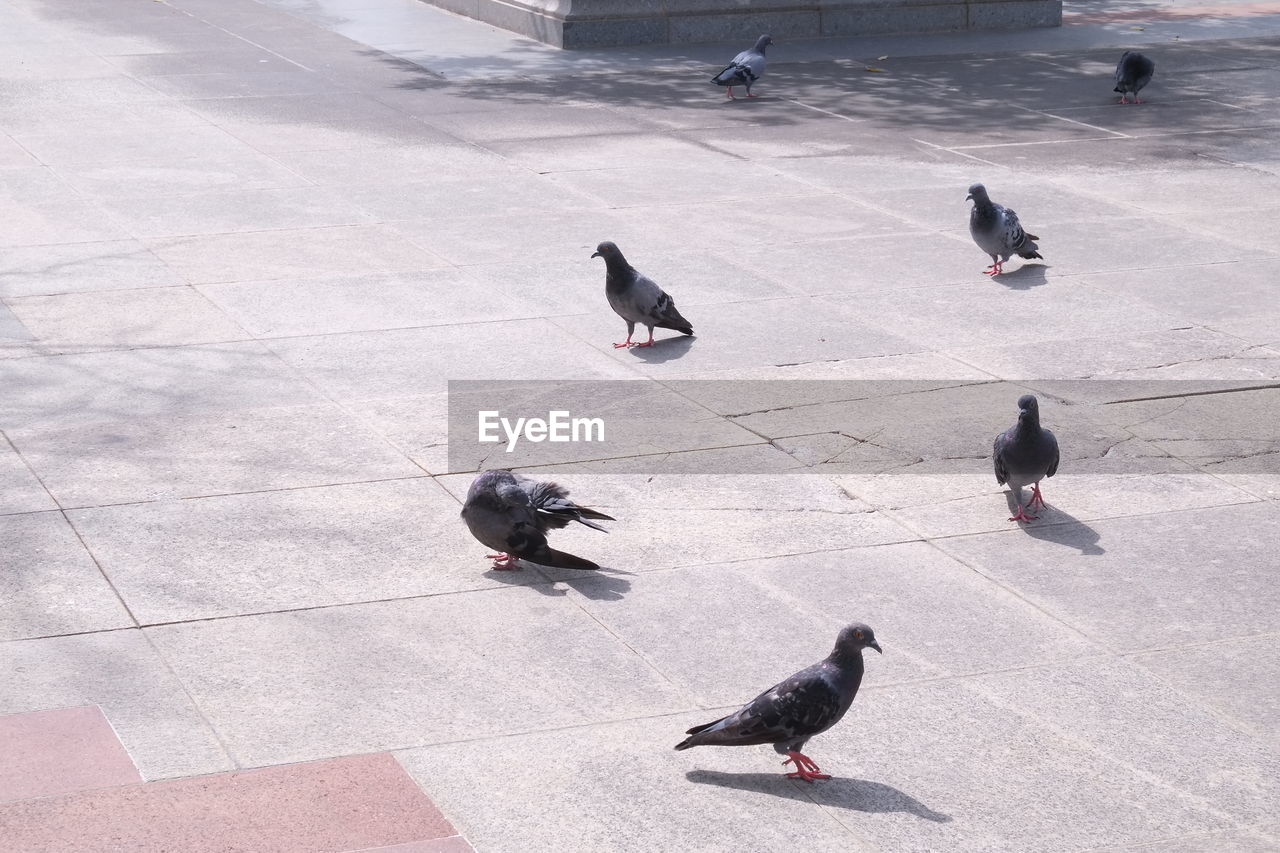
[514,474,615,533]
[1000,206,1041,259]
[645,288,693,335]
[681,667,844,747]
[610,272,664,323]
[712,62,749,86]
[993,430,1012,485]
[1043,428,1060,478]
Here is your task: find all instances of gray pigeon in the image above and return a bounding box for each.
[675,623,881,781]
[591,241,694,348]
[461,469,614,571]
[993,394,1060,523]
[1114,51,1155,104]
[967,183,1042,276]
[711,34,773,99]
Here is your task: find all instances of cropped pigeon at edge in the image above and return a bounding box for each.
[460,469,614,571]
[712,34,773,98]
[675,623,881,782]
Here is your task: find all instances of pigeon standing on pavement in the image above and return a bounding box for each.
[967,183,1042,276]
[1114,51,1155,104]
[675,623,882,782]
[993,394,1060,523]
[592,241,694,348]
[461,469,614,571]
[711,34,773,99]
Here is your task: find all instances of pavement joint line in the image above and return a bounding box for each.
[0,624,139,648]
[1007,103,1132,138]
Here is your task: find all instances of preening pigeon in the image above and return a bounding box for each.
[967,183,1042,276]
[993,394,1060,523]
[712,34,773,99]
[1114,51,1154,104]
[591,241,694,349]
[675,623,881,782]
[461,469,614,571]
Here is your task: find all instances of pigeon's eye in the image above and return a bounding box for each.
[854,630,863,639]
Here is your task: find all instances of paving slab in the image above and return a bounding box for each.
[398,715,876,853]
[67,478,514,624]
[0,240,185,298]
[9,402,423,507]
[934,502,1280,653]
[0,629,232,780]
[144,591,692,766]
[0,753,466,853]
[0,705,141,803]
[4,286,249,356]
[0,511,134,641]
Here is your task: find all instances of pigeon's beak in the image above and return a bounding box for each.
[965,193,973,201]
[869,640,883,654]
[590,251,601,258]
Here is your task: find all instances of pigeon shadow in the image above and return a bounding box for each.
[687,771,952,823]
[994,263,1049,290]
[1002,491,1105,555]
[482,564,569,595]
[559,569,633,601]
[628,335,696,364]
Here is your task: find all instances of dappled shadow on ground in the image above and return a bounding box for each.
[688,770,952,822]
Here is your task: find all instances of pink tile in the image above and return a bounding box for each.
[0,752,458,853]
[349,838,475,853]
[0,705,141,803]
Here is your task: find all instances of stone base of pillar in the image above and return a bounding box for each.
[423,0,1062,49]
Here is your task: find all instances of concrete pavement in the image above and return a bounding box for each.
[1,0,1279,850]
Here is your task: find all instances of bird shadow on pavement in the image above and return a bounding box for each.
[686,771,952,822]
[628,335,696,364]
[1003,492,1105,555]
[494,565,635,600]
[994,263,1049,290]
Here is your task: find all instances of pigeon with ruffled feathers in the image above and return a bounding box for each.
[461,469,614,570]
[1114,51,1155,104]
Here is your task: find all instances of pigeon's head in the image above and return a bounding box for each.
[835,623,882,656]
[1017,394,1040,424]
[756,34,774,51]
[966,183,989,203]
[591,241,622,261]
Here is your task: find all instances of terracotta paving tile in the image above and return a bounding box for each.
[0,705,141,804]
[0,752,462,853]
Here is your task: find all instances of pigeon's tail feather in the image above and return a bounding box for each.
[573,516,610,533]
[1019,249,1043,260]
[658,319,694,336]
[675,716,727,749]
[526,546,600,571]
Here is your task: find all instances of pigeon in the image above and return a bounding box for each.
[591,241,694,349]
[967,183,1042,276]
[1114,51,1154,104]
[712,34,773,99]
[460,469,614,571]
[993,394,1060,523]
[675,623,881,782]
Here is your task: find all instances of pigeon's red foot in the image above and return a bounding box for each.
[613,338,634,349]
[1027,483,1047,510]
[633,339,655,348]
[783,752,831,782]
[1133,97,1143,104]
[725,88,736,99]
[486,553,521,570]
[747,92,760,98]
[1008,505,1039,523]
[1118,95,1129,104]
[983,262,1003,276]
